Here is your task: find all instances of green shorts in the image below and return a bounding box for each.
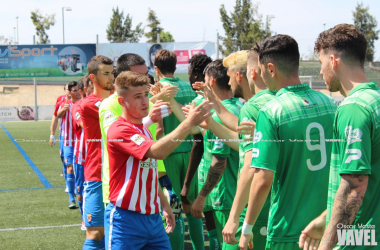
[164,152,198,202]
[265,241,299,250]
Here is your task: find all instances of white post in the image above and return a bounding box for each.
[96,34,99,55]
[34,78,38,121]
[216,30,219,59]
[157,33,160,43]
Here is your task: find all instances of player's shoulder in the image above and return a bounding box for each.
[81,94,102,109]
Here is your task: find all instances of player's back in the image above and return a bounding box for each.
[252,83,337,242]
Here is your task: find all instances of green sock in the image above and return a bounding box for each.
[207,229,221,250]
[168,213,185,250]
[186,213,205,250]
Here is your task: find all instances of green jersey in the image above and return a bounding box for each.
[159,77,197,154]
[238,89,276,225]
[99,94,164,204]
[326,82,380,247]
[203,98,242,211]
[251,83,337,242]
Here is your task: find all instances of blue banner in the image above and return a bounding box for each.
[0,44,96,78]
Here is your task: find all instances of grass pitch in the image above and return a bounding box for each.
[0,121,209,249]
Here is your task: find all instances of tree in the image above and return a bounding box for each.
[30,10,55,44]
[106,7,144,43]
[160,31,174,42]
[145,9,174,43]
[353,3,379,62]
[219,0,270,56]
[0,36,14,45]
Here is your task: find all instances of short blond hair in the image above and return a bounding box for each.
[223,50,248,73]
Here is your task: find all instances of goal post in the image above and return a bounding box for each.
[299,76,313,89]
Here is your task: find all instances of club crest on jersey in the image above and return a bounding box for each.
[345,126,363,145]
[104,111,115,125]
[253,130,263,144]
[87,213,92,222]
[75,112,80,120]
[302,97,309,105]
[131,134,145,146]
[95,101,101,108]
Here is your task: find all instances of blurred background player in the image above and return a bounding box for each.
[50,82,70,190]
[71,77,90,230]
[80,55,114,250]
[57,81,81,209]
[153,49,205,250]
[190,59,243,249]
[105,71,213,249]
[238,35,336,250]
[300,24,380,250]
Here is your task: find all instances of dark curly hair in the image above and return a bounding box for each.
[188,54,212,76]
[315,24,367,67]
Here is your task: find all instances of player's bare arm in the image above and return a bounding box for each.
[299,210,326,250]
[193,81,238,131]
[158,187,176,234]
[191,155,227,219]
[169,99,201,135]
[49,115,58,147]
[57,101,69,118]
[239,169,273,250]
[181,133,204,205]
[223,150,255,244]
[145,100,212,160]
[319,175,368,250]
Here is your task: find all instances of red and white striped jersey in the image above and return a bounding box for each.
[71,99,86,165]
[107,116,160,214]
[54,98,66,137]
[59,100,75,147]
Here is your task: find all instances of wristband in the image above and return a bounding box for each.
[197,126,204,133]
[160,104,168,111]
[50,135,55,140]
[142,116,154,127]
[161,110,169,118]
[242,221,253,235]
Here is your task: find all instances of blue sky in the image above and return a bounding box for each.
[1,0,379,61]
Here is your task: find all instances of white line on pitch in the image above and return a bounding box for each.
[0,224,82,232]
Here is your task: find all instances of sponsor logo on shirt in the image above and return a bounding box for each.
[95,101,101,108]
[75,112,80,120]
[345,126,363,145]
[139,158,158,169]
[131,134,145,146]
[104,111,115,126]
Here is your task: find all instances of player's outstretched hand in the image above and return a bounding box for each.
[163,206,176,234]
[223,217,239,245]
[149,100,172,123]
[299,215,325,250]
[191,196,205,219]
[157,85,178,102]
[237,121,256,142]
[149,82,162,96]
[185,100,213,127]
[239,232,254,250]
[192,81,204,91]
